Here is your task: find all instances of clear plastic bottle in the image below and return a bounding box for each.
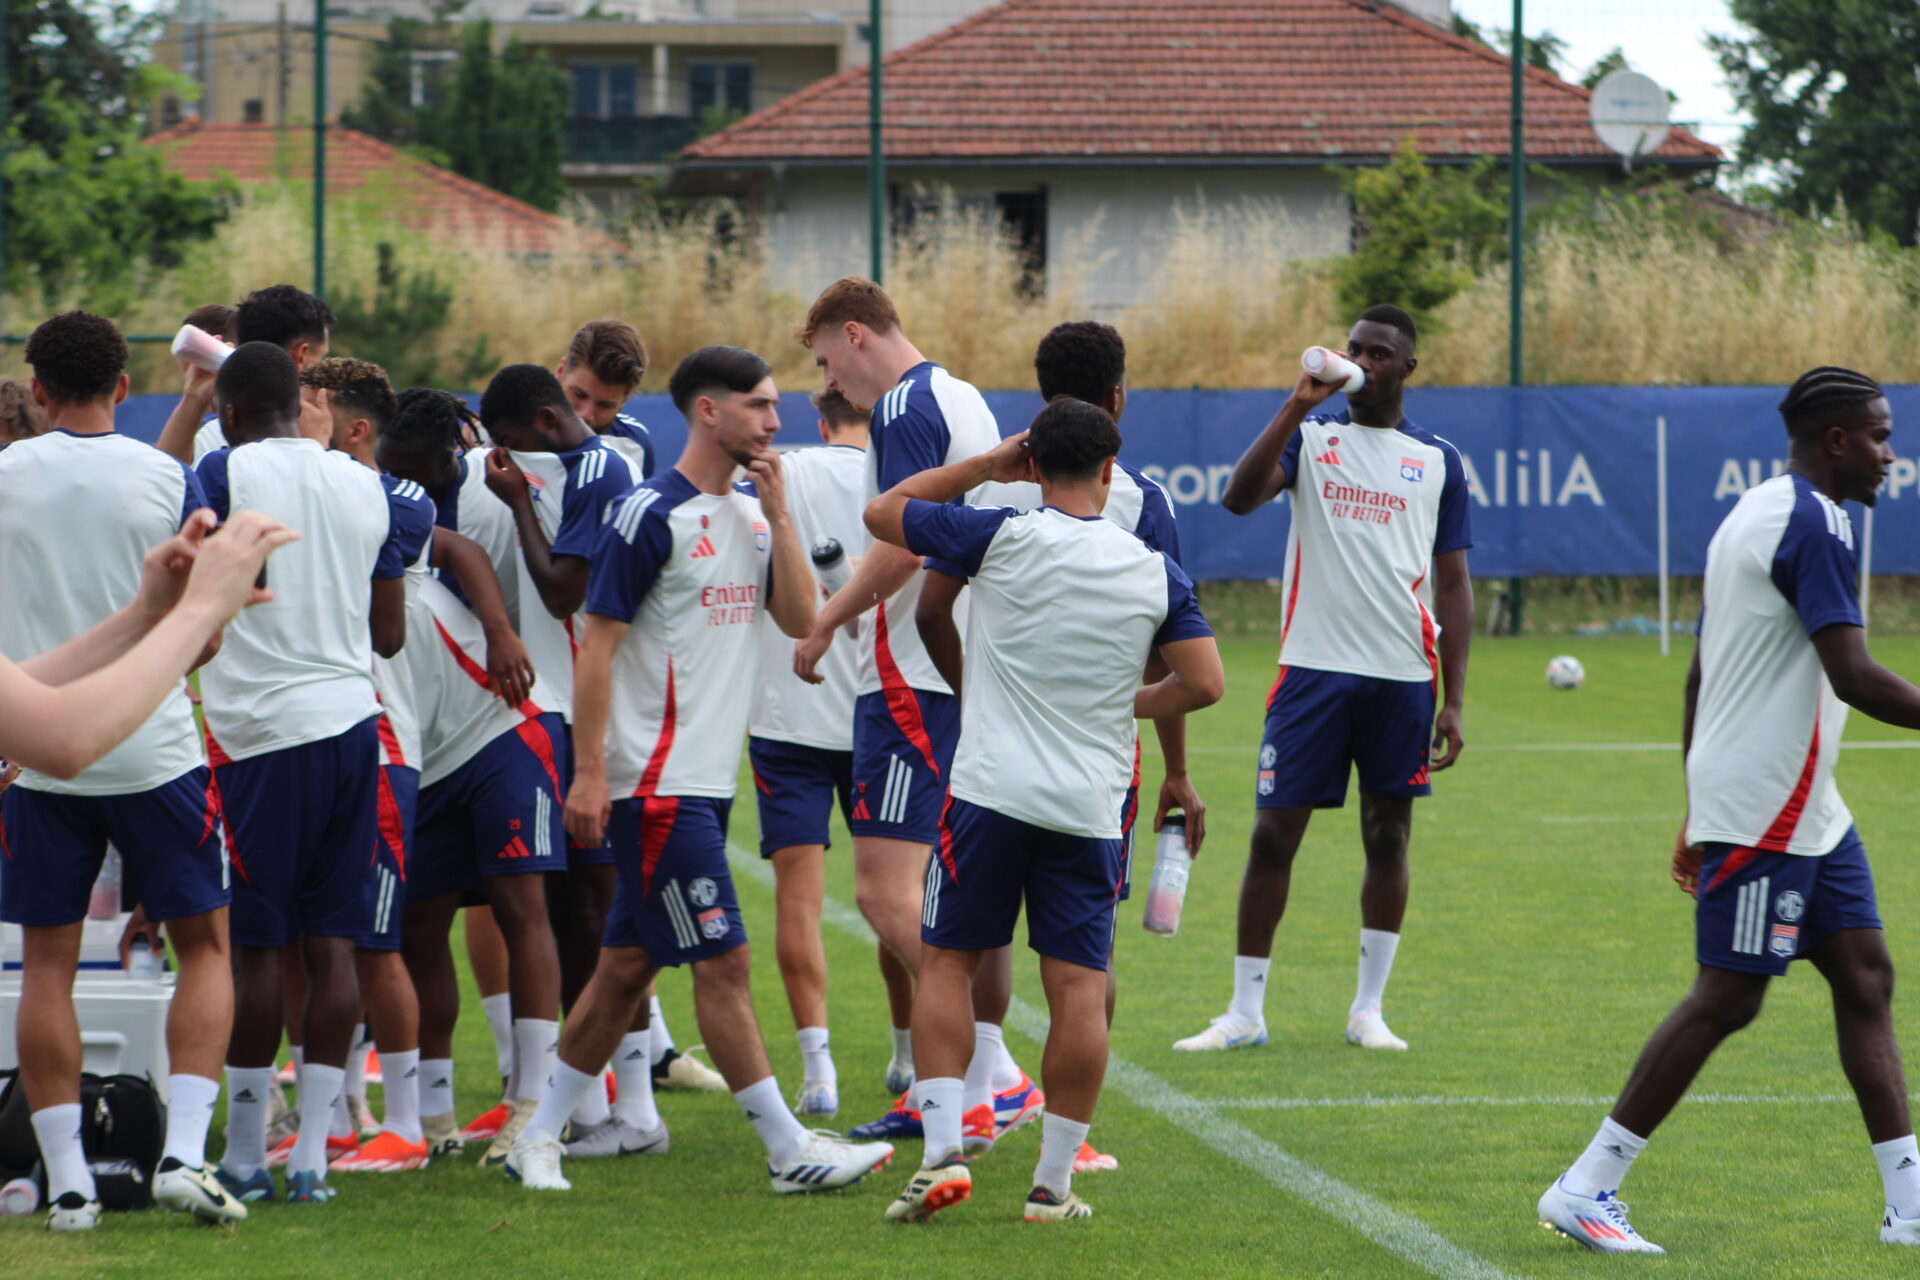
[87,847,122,921]
[1301,345,1366,394]
[1141,814,1192,936]
[811,537,850,595]
[0,1176,40,1216]
[127,935,161,980]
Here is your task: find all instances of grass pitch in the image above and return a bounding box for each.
[11,633,1920,1279]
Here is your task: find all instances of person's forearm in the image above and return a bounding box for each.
[1681,650,1701,757]
[865,454,1001,547]
[1152,711,1188,776]
[436,530,515,640]
[17,603,156,686]
[1221,398,1313,515]
[571,650,614,785]
[155,393,212,464]
[1136,674,1214,721]
[765,514,817,640]
[1435,580,1473,711]
[816,540,921,632]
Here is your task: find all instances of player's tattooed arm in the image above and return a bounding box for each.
[431,527,534,706]
[1429,549,1472,770]
[1221,371,1337,514]
[916,568,966,691]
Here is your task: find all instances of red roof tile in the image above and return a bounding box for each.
[682,0,1719,166]
[146,122,621,255]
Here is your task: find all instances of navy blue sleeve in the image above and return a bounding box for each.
[1154,556,1214,646]
[194,449,232,522]
[900,500,1015,578]
[1772,495,1863,637]
[585,490,674,623]
[1276,431,1304,492]
[1433,440,1474,555]
[552,448,633,560]
[1134,479,1183,567]
[876,390,953,490]
[176,458,209,528]
[376,482,438,580]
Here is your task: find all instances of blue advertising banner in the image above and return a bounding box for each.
[116,384,1920,580]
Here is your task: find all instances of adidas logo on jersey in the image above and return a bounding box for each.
[690,535,717,559]
[1315,448,1342,466]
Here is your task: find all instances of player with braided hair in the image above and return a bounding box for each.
[1539,366,1920,1253]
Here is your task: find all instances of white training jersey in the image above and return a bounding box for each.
[968,459,1183,563]
[1687,473,1860,856]
[196,438,432,761]
[861,362,1001,697]
[0,431,207,795]
[1274,412,1473,684]
[585,470,772,799]
[902,501,1212,837]
[411,577,536,786]
[430,453,522,631]
[510,438,639,721]
[192,417,225,464]
[601,413,657,482]
[370,474,438,770]
[751,444,867,751]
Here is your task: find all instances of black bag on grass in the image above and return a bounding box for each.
[0,1068,164,1208]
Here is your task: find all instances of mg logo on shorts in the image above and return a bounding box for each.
[1775,890,1805,922]
[1259,744,1277,769]
[689,877,719,907]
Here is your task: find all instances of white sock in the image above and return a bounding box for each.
[571,1070,612,1127]
[889,1026,913,1065]
[734,1076,808,1167]
[1564,1117,1647,1198]
[31,1104,95,1202]
[222,1066,275,1176]
[916,1076,964,1163]
[1034,1113,1089,1196]
[992,1037,1022,1093]
[963,1023,1003,1113]
[612,1033,660,1131]
[527,1060,597,1140]
[420,1058,455,1122]
[1352,928,1400,1017]
[796,1026,836,1089]
[1230,955,1270,1024]
[482,993,514,1082]
[1875,1135,1920,1218]
[378,1049,422,1143]
[162,1074,220,1168]
[512,1018,559,1103]
[648,997,676,1064]
[290,1063,346,1176]
[329,1087,355,1139]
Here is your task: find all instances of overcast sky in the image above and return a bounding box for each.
[1451,0,1748,153]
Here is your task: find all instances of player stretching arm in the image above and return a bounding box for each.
[1538,367,1920,1254]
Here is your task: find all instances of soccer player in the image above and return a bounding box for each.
[747,387,870,1117]
[0,376,44,445]
[558,318,656,479]
[1178,304,1472,1054]
[867,401,1222,1223]
[156,284,335,464]
[503,346,892,1194]
[1539,367,1920,1253]
[198,342,432,1205]
[789,279,1004,1121]
[0,312,273,1232]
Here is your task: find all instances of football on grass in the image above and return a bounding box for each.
[1545,655,1585,690]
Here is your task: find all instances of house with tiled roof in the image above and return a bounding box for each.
[674,0,1719,306]
[146,121,621,257]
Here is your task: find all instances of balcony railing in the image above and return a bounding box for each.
[566,115,702,166]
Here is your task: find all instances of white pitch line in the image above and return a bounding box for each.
[1180,1092,1872,1112]
[727,846,1522,1280]
[1538,814,1675,825]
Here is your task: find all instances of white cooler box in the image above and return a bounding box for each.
[0,975,174,1100]
[0,918,132,972]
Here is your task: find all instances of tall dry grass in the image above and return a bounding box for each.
[9,180,1920,395]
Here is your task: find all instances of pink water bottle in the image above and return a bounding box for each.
[171,323,233,374]
[1141,814,1192,936]
[1301,346,1365,394]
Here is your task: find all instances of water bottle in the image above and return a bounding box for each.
[0,1176,39,1216]
[87,847,122,921]
[811,537,850,596]
[127,935,162,980]
[1301,346,1366,394]
[1141,814,1192,937]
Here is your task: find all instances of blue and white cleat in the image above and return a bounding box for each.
[770,1130,893,1195]
[849,1093,922,1141]
[1537,1176,1665,1253]
[797,1080,839,1118]
[214,1164,276,1204]
[1883,1205,1920,1245]
[1172,1013,1269,1052]
[885,1059,915,1096]
[285,1170,337,1204]
[992,1073,1045,1135]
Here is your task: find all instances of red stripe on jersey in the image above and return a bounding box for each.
[1410,569,1439,693]
[1130,735,1142,789]
[1702,844,1760,896]
[434,618,540,719]
[935,794,960,884]
[1756,714,1821,853]
[514,718,562,793]
[375,765,408,876]
[1266,665,1290,711]
[633,657,677,798]
[874,602,939,773]
[1280,543,1303,646]
[205,728,233,768]
[639,795,680,896]
[376,714,406,767]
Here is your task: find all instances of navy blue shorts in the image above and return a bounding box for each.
[749,737,853,857]
[849,688,960,843]
[358,764,417,952]
[410,719,567,903]
[602,796,745,968]
[1256,667,1434,809]
[922,796,1123,972]
[1696,827,1880,976]
[0,768,226,927]
[553,714,614,869]
[215,718,381,948]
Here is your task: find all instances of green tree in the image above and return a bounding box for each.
[332,242,494,389]
[1449,14,1567,74]
[1711,0,1920,243]
[1332,137,1508,330]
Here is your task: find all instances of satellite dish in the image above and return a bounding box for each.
[1589,69,1671,166]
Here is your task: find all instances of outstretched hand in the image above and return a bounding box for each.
[137,509,218,623]
[182,509,301,623]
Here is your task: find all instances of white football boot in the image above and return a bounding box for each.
[1172,1012,1268,1052]
[1537,1176,1665,1253]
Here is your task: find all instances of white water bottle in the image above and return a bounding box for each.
[1141,814,1192,936]
[0,1176,39,1216]
[171,323,233,374]
[811,537,850,596]
[1301,346,1365,394]
[127,935,161,980]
